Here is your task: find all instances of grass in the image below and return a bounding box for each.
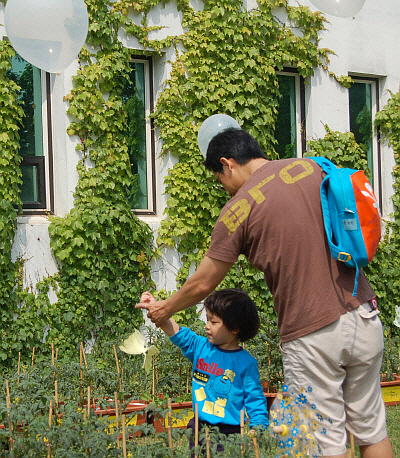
[348,405,400,457]
[383,405,399,457]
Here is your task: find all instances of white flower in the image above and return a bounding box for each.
[119,329,159,373]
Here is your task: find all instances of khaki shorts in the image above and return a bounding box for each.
[281,302,388,456]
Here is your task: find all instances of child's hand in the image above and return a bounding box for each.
[140,291,156,304]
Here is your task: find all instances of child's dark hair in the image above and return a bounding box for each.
[204,288,260,342]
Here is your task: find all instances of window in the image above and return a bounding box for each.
[6,51,53,212]
[275,70,305,159]
[349,77,380,190]
[121,57,155,215]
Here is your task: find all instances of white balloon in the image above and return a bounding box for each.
[309,0,366,18]
[4,0,89,73]
[197,114,241,157]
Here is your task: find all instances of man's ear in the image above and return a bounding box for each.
[220,157,236,171]
[220,157,230,167]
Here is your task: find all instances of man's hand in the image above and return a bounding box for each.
[136,256,233,327]
[135,298,172,327]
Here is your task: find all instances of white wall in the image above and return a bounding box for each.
[2,0,400,293]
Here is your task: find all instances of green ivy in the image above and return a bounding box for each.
[46,0,158,355]
[364,90,400,338]
[1,0,399,370]
[0,40,24,359]
[154,0,333,317]
[0,1,159,364]
[306,125,369,173]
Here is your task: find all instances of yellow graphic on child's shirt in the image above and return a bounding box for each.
[224,369,235,383]
[195,386,206,402]
[214,398,227,417]
[203,400,215,415]
[200,369,237,419]
[202,398,227,418]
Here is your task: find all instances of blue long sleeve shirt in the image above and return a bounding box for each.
[170,326,269,429]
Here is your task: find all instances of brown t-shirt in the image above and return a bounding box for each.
[206,158,375,342]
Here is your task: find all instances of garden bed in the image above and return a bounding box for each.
[381,379,400,406]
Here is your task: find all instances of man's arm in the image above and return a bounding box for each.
[135,256,233,326]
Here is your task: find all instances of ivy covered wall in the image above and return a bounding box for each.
[0,0,399,369]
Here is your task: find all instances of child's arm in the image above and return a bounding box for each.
[141,292,180,337]
[242,360,270,430]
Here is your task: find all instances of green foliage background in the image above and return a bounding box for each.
[0,0,399,372]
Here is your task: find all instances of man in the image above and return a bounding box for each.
[136,127,393,458]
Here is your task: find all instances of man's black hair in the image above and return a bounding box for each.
[204,128,267,173]
[204,288,260,342]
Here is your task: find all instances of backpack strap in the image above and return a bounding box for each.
[311,157,360,296]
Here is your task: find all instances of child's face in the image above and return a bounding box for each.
[205,311,239,350]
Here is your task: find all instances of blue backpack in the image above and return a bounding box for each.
[310,156,381,296]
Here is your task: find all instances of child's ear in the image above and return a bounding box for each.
[231,328,239,335]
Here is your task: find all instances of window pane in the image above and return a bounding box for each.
[20,164,38,202]
[121,61,149,210]
[275,74,297,159]
[349,82,372,180]
[7,53,45,206]
[7,54,43,157]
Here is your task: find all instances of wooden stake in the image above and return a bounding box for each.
[240,410,245,455]
[113,344,120,374]
[5,380,13,450]
[80,342,88,370]
[167,398,174,457]
[113,345,122,390]
[17,352,21,385]
[80,345,83,402]
[122,414,127,458]
[205,427,211,458]
[252,435,260,458]
[350,432,355,457]
[194,403,199,458]
[87,386,91,418]
[152,356,156,398]
[48,399,53,458]
[346,433,356,458]
[32,346,35,367]
[52,342,57,381]
[114,392,120,449]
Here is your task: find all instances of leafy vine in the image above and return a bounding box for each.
[1,0,399,370]
[365,91,400,337]
[153,0,333,317]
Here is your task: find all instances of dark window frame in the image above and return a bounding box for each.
[20,156,46,209]
[21,71,54,215]
[130,55,156,216]
[276,67,306,157]
[3,41,55,215]
[348,75,381,210]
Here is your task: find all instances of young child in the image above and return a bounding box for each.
[140,288,269,454]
